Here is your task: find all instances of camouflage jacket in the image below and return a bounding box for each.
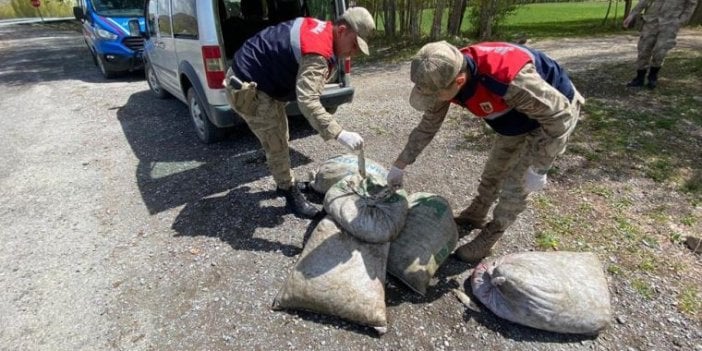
[631,0,699,25]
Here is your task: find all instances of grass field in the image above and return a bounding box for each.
[369,1,628,63]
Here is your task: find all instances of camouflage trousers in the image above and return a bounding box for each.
[226,85,294,189]
[460,91,583,233]
[636,20,680,70]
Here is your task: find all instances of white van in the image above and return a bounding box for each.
[143,0,354,143]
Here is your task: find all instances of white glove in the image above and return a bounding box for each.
[336,130,364,151]
[387,166,405,189]
[524,167,547,193]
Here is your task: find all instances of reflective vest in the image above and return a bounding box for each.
[452,43,574,136]
[233,17,335,101]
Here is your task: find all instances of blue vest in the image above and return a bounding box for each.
[454,43,574,136]
[232,18,335,101]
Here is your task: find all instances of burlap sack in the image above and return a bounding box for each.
[324,173,408,244]
[272,217,389,334]
[311,154,388,194]
[387,192,458,295]
[471,251,612,334]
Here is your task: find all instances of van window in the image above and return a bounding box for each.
[92,0,144,17]
[157,0,172,36]
[147,0,158,37]
[172,1,199,39]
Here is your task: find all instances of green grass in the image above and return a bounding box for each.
[365,1,628,64]
[0,0,75,19]
[679,286,701,316]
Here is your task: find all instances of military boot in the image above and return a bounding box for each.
[647,66,660,89]
[626,69,646,87]
[455,222,504,263]
[277,185,321,219]
[453,201,489,235]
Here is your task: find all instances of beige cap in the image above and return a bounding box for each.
[341,7,375,55]
[409,41,464,111]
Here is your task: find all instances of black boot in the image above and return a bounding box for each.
[647,66,660,89]
[277,185,321,219]
[626,69,646,87]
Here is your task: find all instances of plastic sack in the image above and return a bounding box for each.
[471,251,612,334]
[311,153,388,194]
[324,173,408,244]
[272,217,389,334]
[388,192,458,295]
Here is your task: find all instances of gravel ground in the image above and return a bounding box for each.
[0,22,701,350]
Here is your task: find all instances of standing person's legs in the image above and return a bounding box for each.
[455,134,526,232]
[629,21,659,86]
[238,91,319,218]
[647,25,679,89]
[456,135,532,262]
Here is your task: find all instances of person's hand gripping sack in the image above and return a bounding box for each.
[387,166,405,189]
[524,166,547,193]
[336,130,364,151]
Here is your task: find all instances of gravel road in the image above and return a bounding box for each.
[1,22,700,350]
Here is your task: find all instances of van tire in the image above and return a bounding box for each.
[187,88,224,144]
[145,62,170,99]
[96,54,119,79]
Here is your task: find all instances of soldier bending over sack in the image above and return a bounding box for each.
[387,41,584,262]
[224,7,375,218]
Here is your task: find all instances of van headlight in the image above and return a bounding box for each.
[96,28,118,40]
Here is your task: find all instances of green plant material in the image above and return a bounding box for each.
[607,264,623,276]
[631,278,654,300]
[669,232,683,244]
[678,286,701,316]
[681,214,697,227]
[535,230,559,250]
[0,0,75,19]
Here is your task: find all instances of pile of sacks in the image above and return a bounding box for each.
[272,153,613,336]
[272,153,459,334]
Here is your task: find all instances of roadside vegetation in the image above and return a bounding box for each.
[0,0,74,19]
[535,50,702,319]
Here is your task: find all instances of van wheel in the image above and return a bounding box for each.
[96,54,119,79]
[145,62,170,99]
[187,88,224,144]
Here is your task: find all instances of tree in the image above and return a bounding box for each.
[446,0,468,37]
[471,0,519,40]
[430,0,447,40]
[690,1,702,25]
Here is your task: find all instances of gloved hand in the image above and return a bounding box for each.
[336,130,364,151]
[387,166,405,189]
[524,167,547,193]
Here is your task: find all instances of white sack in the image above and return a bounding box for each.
[272,217,389,334]
[471,251,612,334]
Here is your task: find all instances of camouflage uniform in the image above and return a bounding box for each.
[630,0,698,70]
[397,63,583,238]
[226,55,343,189]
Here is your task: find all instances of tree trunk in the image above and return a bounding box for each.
[430,0,446,40]
[409,0,421,40]
[447,0,466,36]
[477,0,497,40]
[624,0,632,17]
[383,0,397,37]
[690,1,702,25]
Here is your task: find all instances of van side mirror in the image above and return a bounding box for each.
[72,6,84,21]
[128,19,141,37]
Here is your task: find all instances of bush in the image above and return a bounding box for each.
[0,0,75,19]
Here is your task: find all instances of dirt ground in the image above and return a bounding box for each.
[0,21,700,350]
